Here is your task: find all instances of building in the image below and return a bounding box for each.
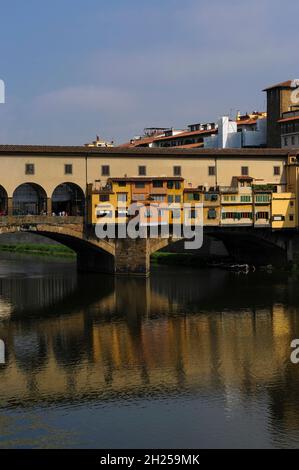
[121,124,217,149]
[204,114,267,149]
[85,135,114,148]
[279,110,299,149]
[263,80,299,148]
[87,170,297,230]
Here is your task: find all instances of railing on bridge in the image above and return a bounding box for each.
[0,216,84,226]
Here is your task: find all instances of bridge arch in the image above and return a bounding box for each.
[52,182,85,216]
[13,183,47,216]
[0,185,8,215]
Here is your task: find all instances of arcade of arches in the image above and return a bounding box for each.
[0,183,85,216]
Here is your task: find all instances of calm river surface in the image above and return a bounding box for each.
[0,252,299,448]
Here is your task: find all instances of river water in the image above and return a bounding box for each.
[0,252,299,448]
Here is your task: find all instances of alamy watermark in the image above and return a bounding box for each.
[291,79,299,105]
[94,202,204,249]
[0,79,5,103]
[291,339,299,364]
[0,339,5,364]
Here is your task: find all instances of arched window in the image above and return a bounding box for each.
[13,183,47,216]
[52,183,85,216]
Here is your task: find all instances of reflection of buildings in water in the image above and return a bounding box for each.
[0,301,297,409]
[0,297,12,319]
[1,268,299,439]
[0,276,77,314]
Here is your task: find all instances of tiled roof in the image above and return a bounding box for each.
[237,119,258,126]
[263,80,293,91]
[109,176,184,182]
[175,142,204,149]
[0,144,293,158]
[120,127,217,148]
[278,116,299,123]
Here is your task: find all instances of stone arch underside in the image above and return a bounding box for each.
[0,225,116,273]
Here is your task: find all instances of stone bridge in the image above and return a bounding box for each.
[0,216,298,275]
[0,216,174,276]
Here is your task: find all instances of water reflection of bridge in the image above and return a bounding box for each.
[1,266,299,440]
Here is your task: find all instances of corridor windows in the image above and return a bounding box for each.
[65,164,73,175]
[25,163,35,175]
[274,166,281,176]
[101,165,110,176]
[138,166,146,176]
[241,166,249,176]
[208,166,216,176]
[173,166,181,176]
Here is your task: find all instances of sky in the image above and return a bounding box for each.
[0,0,298,145]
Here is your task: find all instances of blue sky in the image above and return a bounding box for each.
[0,0,298,145]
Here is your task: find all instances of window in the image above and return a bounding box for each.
[274,166,280,176]
[139,166,146,176]
[208,209,216,219]
[208,166,216,176]
[290,215,294,221]
[101,165,110,176]
[205,193,218,201]
[256,211,269,219]
[290,201,294,207]
[189,209,197,218]
[25,163,35,175]
[133,193,145,201]
[135,182,145,189]
[292,136,295,146]
[222,212,252,220]
[117,193,127,202]
[151,194,164,202]
[175,195,181,203]
[284,137,288,146]
[173,166,181,176]
[99,194,110,202]
[153,180,163,188]
[64,164,73,175]
[186,192,200,201]
[241,166,249,176]
[175,181,181,190]
[168,195,174,203]
[256,194,270,203]
[118,181,126,187]
[167,181,174,189]
[240,195,251,202]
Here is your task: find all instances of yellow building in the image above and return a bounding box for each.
[220,176,253,226]
[88,176,184,225]
[271,193,296,229]
[253,190,272,227]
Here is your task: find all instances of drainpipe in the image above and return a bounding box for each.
[84,153,88,228]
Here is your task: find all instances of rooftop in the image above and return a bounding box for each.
[0,144,295,158]
[263,80,296,91]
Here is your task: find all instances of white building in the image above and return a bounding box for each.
[204,116,267,149]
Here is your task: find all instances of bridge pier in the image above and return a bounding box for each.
[115,238,150,276]
[7,197,13,216]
